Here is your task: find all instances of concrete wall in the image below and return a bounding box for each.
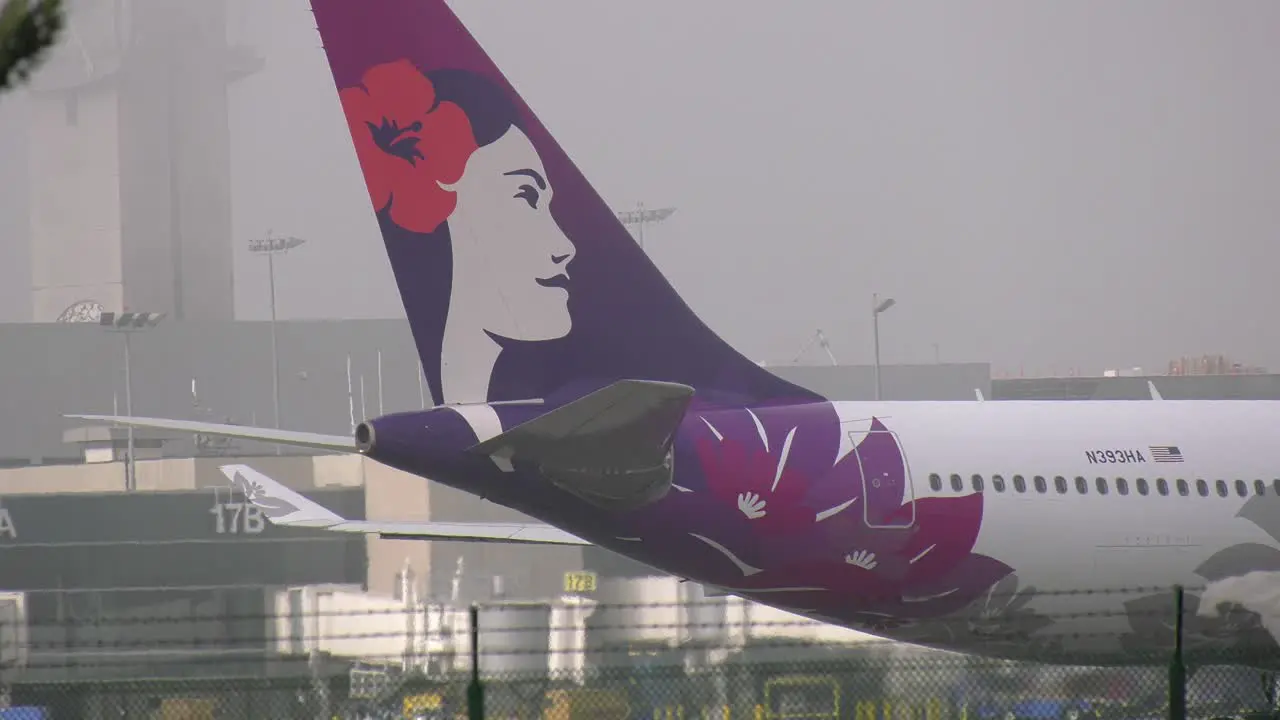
[0,452,586,609]
[0,319,419,465]
[0,460,366,682]
[423,482,586,604]
[0,454,359,496]
[118,0,242,322]
[21,0,248,323]
[0,78,30,322]
[362,458,433,600]
[26,73,124,323]
[768,362,992,401]
[993,373,1280,400]
[0,451,591,680]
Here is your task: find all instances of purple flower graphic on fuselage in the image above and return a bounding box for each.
[656,400,1013,624]
[833,418,909,524]
[814,492,990,585]
[692,403,837,534]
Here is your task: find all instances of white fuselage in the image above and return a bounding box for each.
[815,398,1280,664]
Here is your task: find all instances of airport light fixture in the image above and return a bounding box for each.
[100,311,166,491]
[872,293,896,401]
[249,231,306,450]
[616,202,676,251]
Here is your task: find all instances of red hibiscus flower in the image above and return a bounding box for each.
[338,59,479,234]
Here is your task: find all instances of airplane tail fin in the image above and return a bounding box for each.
[310,0,820,408]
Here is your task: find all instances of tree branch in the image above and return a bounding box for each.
[0,0,65,93]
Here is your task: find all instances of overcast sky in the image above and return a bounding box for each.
[2,0,1278,378]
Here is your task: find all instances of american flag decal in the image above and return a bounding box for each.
[1149,446,1184,463]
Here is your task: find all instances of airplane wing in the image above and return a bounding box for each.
[219,464,591,546]
[65,414,356,453]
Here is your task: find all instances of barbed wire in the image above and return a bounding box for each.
[0,644,1270,675]
[0,652,1271,717]
[0,657,1270,720]
[0,610,1273,662]
[6,583,1220,599]
[1,616,1248,646]
[1,583,1238,629]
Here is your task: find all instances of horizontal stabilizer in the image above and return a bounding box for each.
[469,379,696,459]
[218,464,590,545]
[65,414,356,453]
[468,380,696,511]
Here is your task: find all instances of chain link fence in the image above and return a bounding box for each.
[0,590,1274,719]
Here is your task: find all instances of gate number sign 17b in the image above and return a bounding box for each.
[210,487,266,535]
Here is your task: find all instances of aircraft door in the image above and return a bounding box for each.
[847,425,916,529]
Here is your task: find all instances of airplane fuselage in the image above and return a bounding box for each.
[362,397,1280,668]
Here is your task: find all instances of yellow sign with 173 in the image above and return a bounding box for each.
[564,571,598,593]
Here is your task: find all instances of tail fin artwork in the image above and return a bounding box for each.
[311,0,821,408]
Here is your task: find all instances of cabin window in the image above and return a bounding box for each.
[1213,480,1226,498]
[1255,480,1267,496]
[1176,479,1189,496]
[950,474,963,492]
[992,474,1006,493]
[1136,478,1149,495]
[929,474,942,492]
[1096,477,1109,495]
[1074,476,1087,494]
[1157,478,1170,496]
[1116,478,1129,495]
[1033,476,1047,493]
[1196,479,1209,497]
[1054,476,1068,494]
[972,474,985,492]
[1235,480,1248,497]
[1013,475,1027,493]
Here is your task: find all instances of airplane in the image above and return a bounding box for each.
[68,0,1280,672]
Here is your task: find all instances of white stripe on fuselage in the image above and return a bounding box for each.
[448,403,503,443]
[449,403,507,470]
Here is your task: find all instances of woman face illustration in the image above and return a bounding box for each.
[447,126,576,341]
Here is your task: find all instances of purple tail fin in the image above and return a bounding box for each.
[311,0,820,407]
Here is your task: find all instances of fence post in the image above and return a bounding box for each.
[468,603,484,720]
[1168,585,1186,720]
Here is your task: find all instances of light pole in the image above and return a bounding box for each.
[249,231,306,451]
[872,293,896,401]
[616,202,676,251]
[100,311,166,491]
